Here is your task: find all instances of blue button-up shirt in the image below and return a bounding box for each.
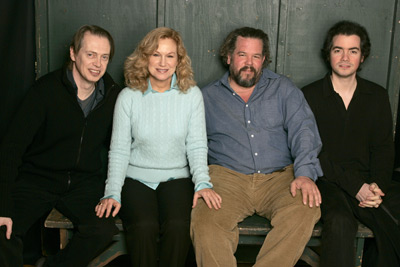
[202,69,323,180]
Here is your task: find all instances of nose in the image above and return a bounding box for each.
[160,56,166,66]
[245,55,253,65]
[94,56,101,67]
[341,51,349,61]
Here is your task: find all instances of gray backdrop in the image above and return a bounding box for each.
[35,0,400,124]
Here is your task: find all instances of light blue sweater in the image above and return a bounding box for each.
[103,75,212,202]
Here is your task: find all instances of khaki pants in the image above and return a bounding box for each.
[190,165,320,267]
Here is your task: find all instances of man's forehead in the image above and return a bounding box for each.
[234,36,263,52]
[332,34,361,47]
[81,32,109,45]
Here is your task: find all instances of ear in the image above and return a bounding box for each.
[361,55,364,63]
[70,47,76,62]
[227,54,231,65]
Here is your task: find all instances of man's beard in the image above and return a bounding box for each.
[230,65,261,88]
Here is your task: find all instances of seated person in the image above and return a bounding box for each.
[190,26,322,267]
[302,20,400,267]
[96,27,221,267]
[0,25,120,267]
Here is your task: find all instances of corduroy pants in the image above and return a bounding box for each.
[191,164,320,267]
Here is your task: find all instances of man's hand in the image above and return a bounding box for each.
[356,183,375,203]
[0,217,12,239]
[290,176,321,208]
[95,198,121,218]
[358,183,384,208]
[192,188,222,210]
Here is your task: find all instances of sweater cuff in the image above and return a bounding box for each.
[195,182,213,192]
[101,195,121,204]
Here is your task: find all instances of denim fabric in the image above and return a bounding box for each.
[201,69,323,180]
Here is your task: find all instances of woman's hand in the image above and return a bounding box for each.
[95,198,121,218]
[192,188,222,210]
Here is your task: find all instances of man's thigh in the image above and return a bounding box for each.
[317,178,356,221]
[55,179,114,228]
[192,165,254,228]
[12,177,57,236]
[254,165,310,219]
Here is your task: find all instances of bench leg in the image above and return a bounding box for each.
[59,229,70,250]
[87,233,127,267]
[354,237,365,267]
[300,246,320,267]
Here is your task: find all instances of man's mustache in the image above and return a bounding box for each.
[239,66,256,74]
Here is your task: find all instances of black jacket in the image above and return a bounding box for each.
[302,74,394,197]
[0,66,121,217]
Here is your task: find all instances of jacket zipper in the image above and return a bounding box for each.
[75,119,87,167]
[67,171,72,191]
[74,84,115,166]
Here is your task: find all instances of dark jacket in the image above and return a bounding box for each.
[302,74,394,197]
[0,66,121,217]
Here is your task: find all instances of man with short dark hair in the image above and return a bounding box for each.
[191,27,323,266]
[302,20,400,267]
[0,25,121,267]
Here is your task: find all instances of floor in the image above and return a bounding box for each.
[23,244,312,266]
[104,245,312,266]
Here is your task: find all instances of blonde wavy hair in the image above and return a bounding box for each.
[124,27,196,93]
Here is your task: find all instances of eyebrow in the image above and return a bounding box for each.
[331,46,360,50]
[237,51,263,56]
[153,51,177,55]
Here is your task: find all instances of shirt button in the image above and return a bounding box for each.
[255,152,258,156]
[257,170,261,173]
[246,104,248,107]
[233,93,236,96]
[247,120,251,124]
[251,134,254,138]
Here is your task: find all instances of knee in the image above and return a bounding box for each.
[190,207,228,245]
[124,220,159,240]
[322,209,358,235]
[79,218,118,241]
[162,218,190,238]
[281,203,321,226]
[190,208,214,237]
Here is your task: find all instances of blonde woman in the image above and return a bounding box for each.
[96,27,221,266]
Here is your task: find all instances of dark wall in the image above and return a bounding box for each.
[0,0,36,139]
[35,0,400,121]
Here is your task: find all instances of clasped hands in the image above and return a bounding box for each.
[356,182,384,208]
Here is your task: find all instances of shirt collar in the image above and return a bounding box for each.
[66,68,105,97]
[322,73,373,98]
[144,73,178,95]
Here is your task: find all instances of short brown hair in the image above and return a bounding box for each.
[68,25,115,68]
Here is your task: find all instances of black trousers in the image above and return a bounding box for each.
[0,173,118,267]
[317,178,400,267]
[119,178,194,267]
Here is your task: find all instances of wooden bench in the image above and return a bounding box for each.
[44,209,373,267]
